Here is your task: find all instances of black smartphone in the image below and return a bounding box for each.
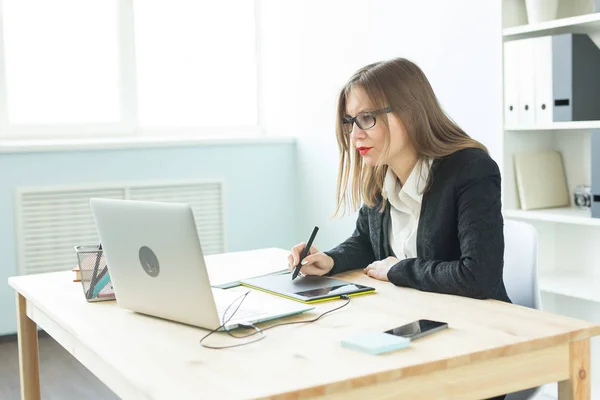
[384,319,448,340]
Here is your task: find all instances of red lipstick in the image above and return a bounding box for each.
[357,147,372,155]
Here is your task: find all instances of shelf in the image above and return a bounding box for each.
[503,12,600,41]
[504,120,600,131]
[504,207,600,227]
[540,271,600,303]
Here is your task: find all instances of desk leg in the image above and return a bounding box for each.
[558,339,591,400]
[16,293,41,400]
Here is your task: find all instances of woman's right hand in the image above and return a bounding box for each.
[287,242,335,276]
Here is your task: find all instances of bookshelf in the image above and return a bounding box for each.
[503,207,600,226]
[503,11,600,40]
[539,270,600,303]
[501,1,600,396]
[505,120,600,131]
[502,0,600,283]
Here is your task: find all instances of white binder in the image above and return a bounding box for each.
[517,38,536,125]
[533,36,553,124]
[503,40,520,127]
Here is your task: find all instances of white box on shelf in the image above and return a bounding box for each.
[524,0,558,24]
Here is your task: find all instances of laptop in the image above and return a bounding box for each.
[89,198,314,331]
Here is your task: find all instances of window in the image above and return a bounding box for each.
[134,0,257,128]
[3,0,120,125]
[0,0,258,138]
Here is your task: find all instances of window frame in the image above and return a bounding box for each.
[0,0,260,141]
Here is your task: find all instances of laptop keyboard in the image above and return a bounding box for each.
[214,294,267,324]
[211,288,311,328]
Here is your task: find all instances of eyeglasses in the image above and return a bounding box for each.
[342,107,392,134]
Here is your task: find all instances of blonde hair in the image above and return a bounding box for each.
[334,58,487,217]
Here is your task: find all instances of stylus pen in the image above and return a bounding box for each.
[292,226,319,280]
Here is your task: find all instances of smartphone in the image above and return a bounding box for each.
[384,319,448,340]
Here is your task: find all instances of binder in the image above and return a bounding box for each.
[507,34,600,127]
[503,40,520,127]
[517,38,536,125]
[533,36,553,124]
[551,33,573,122]
[551,34,600,122]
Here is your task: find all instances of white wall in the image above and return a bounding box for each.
[259,0,503,250]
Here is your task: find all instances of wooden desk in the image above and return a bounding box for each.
[8,249,600,400]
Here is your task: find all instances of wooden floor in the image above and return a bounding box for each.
[0,332,119,400]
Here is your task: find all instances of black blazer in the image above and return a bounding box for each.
[325,148,511,303]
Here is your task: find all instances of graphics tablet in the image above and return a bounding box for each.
[240,273,375,303]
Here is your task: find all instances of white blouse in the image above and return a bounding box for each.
[381,159,432,260]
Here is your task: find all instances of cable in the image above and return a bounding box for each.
[199,291,266,349]
[259,294,351,333]
[199,294,351,349]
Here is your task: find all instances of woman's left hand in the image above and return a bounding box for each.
[364,257,400,281]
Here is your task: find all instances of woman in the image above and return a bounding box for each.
[288,57,509,400]
[288,57,510,302]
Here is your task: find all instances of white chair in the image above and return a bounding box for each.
[503,219,542,400]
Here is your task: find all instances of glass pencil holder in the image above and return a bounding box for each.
[74,245,116,302]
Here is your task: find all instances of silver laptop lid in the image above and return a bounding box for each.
[89,198,222,330]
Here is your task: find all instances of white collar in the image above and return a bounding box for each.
[382,159,432,204]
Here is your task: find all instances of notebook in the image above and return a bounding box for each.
[341,332,411,355]
[240,273,375,303]
[513,151,570,210]
[205,248,290,289]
